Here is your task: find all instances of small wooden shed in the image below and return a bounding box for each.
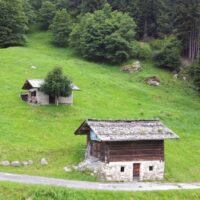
[75,119,179,181]
[21,79,80,105]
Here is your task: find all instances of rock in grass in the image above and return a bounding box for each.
[64,166,72,172]
[122,61,141,73]
[40,158,48,166]
[28,160,33,165]
[11,161,21,167]
[0,161,10,166]
[22,161,30,166]
[146,76,161,86]
[22,160,33,166]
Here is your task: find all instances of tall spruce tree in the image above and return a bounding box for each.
[108,0,135,13]
[23,0,37,25]
[133,0,170,39]
[58,0,82,17]
[0,0,28,47]
[81,0,106,14]
[173,0,200,62]
[50,9,72,47]
[39,0,56,30]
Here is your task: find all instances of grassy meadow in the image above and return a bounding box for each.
[0,31,199,182]
[0,182,200,200]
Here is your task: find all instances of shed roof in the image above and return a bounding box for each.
[75,119,179,141]
[22,79,80,91]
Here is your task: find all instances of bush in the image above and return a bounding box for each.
[132,42,152,60]
[189,62,200,92]
[50,9,72,47]
[153,36,181,70]
[149,39,166,51]
[69,3,136,64]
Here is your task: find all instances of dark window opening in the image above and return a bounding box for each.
[31,91,36,97]
[121,166,125,172]
[149,166,153,171]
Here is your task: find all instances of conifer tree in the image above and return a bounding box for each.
[39,0,56,30]
[81,0,106,14]
[0,0,27,47]
[50,9,72,47]
[173,0,200,62]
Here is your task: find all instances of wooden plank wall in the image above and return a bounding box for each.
[106,140,164,162]
[90,141,106,162]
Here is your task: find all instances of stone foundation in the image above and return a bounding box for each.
[77,158,164,182]
[102,160,164,181]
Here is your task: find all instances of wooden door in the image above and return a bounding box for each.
[133,163,140,178]
[49,96,55,104]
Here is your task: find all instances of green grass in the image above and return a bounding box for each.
[0,182,200,200]
[0,31,200,182]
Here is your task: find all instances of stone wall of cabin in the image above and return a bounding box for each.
[36,89,49,105]
[58,94,73,104]
[100,160,164,181]
[35,90,73,105]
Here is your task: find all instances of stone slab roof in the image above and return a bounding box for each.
[75,119,179,141]
[22,79,80,91]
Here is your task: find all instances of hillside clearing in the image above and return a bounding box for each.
[0,31,199,182]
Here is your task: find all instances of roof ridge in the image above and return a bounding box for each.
[87,119,160,122]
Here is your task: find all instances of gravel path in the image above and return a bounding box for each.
[0,172,200,192]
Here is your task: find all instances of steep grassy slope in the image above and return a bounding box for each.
[0,182,200,200]
[0,32,199,182]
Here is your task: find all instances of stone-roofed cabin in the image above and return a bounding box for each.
[21,79,80,105]
[75,119,179,181]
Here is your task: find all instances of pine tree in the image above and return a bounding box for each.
[39,0,56,30]
[133,0,170,39]
[81,0,106,14]
[50,9,72,47]
[57,0,82,17]
[0,0,28,47]
[23,0,37,25]
[173,0,200,62]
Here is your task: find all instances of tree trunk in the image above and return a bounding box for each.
[56,96,59,106]
[143,19,148,40]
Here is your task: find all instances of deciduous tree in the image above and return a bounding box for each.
[41,67,72,106]
[69,3,136,63]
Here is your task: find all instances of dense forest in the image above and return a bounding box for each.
[0,0,200,91]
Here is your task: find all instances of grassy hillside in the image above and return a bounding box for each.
[0,31,199,182]
[0,182,200,200]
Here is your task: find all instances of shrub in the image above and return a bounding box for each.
[50,9,72,47]
[132,41,152,60]
[153,36,181,70]
[189,62,200,92]
[69,3,136,64]
[149,39,166,51]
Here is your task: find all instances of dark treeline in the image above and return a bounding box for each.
[1,0,199,61]
[0,0,200,90]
